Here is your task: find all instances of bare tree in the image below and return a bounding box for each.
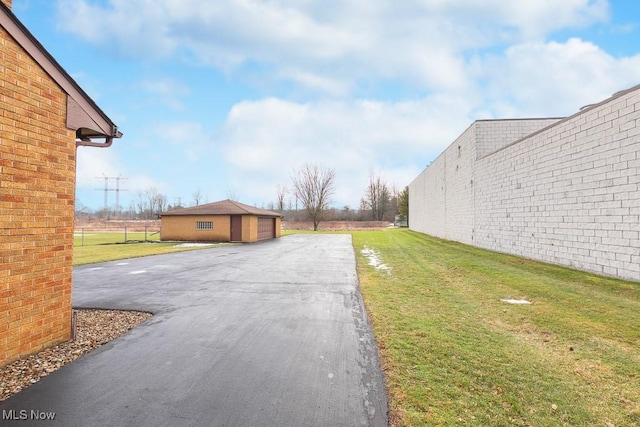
[361,172,392,221]
[226,190,239,201]
[136,187,168,219]
[291,163,336,231]
[192,188,204,206]
[275,184,287,211]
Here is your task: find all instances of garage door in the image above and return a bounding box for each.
[257,217,275,241]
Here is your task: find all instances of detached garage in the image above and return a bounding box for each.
[160,199,282,243]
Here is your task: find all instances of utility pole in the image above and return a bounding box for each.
[96,174,113,217]
[95,175,128,218]
[114,175,129,216]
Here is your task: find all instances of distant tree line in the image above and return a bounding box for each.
[275,165,407,229]
[76,186,175,220]
[76,169,410,228]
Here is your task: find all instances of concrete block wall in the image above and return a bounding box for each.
[0,24,75,365]
[410,119,561,246]
[475,87,640,281]
[476,118,562,159]
[444,125,476,244]
[409,124,476,243]
[409,147,446,237]
[410,85,640,282]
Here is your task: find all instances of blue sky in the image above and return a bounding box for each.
[12,0,640,211]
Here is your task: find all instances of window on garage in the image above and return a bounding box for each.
[196,221,213,230]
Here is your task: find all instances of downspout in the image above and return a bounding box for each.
[75,136,114,148]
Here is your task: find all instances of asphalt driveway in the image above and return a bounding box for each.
[0,234,388,426]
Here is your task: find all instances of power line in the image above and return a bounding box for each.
[114,175,129,213]
[95,174,128,216]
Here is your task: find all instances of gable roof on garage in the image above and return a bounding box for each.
[163,199,282,217]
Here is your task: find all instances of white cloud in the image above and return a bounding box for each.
[75,146,121,189]
[277,69,350,96]
[58,0,640,210]
[219,96,474,207]
[476,38,640,117]
[441,0,609,39]
[138,78,191,110]
[160,121,214,162]
[76,147,166,201]
[214,33,640,207]
[56,0,610,93]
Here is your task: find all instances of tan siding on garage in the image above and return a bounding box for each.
[242,215,255,242]
[160,200,282,243]
[161,215,231,242]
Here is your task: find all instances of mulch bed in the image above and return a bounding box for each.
[0,309,152,401]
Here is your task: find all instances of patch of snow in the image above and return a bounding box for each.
[175,243,216,247]
[501,299,532,305]
[361,246,392,274]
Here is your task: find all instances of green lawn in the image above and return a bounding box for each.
[73,232,224,266]
[74,230,160,246]
[73,229,640,425]
[352,228,640,427]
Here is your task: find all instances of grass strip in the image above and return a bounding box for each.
[73,232,223,266]
[352,228,640,426]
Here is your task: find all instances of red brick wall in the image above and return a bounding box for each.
[0,24,76,365]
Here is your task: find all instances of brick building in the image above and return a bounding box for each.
[409,85,640,282]
[161,199,282,243]
[1,0,121,365]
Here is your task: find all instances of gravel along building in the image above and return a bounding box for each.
[161,199,282,243]
[409,84,640,282]
[1,0,122,366]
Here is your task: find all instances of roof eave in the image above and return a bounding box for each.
[0,3,122,146]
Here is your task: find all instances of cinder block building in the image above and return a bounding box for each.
[410,85,640,282]
[161,199,282,243]
[1,0,121,366]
